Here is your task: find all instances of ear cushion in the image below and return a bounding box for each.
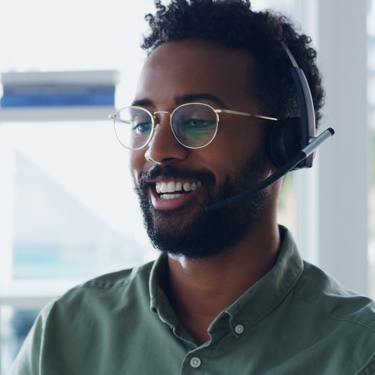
[267,117,302,168]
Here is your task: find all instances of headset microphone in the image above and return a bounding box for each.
[204,42,335,213]
[204,127,334,213]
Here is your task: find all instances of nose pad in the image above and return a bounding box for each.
[144,113,188,164]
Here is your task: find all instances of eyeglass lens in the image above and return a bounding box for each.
[114,103,219,150]
[114,107,154,150]
[171,104,218,148]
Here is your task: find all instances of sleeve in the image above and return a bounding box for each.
[7,301,56,375]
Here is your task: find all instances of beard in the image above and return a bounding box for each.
[134,152,270,259]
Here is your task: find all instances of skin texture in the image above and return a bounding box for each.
[130,39,282,344]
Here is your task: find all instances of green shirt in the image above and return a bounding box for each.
[9,227,375,374]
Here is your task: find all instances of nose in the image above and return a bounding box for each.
[144,113,189,164]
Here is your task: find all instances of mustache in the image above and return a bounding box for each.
[139,164,215,188]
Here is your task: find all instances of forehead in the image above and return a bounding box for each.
[135,39,257,107]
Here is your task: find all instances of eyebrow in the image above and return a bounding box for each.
[131,98,153,107]
[131,93,227,109]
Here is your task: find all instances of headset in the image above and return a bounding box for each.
[267,42,316,170]
[205,42,335,213]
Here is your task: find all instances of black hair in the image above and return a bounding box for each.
[141,0,324,126]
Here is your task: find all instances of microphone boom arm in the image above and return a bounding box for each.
[204,128,335,213]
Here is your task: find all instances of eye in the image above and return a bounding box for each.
[132,121,153,135]
[181,118,216,141]
[183,118,216,132]
[171,104,218,146]
[183,118,214,128]
[130,112,153,135]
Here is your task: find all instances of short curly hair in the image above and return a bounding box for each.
[141,0,324,127]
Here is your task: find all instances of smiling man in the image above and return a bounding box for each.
[10,1,375,374]
[132,40,274,262]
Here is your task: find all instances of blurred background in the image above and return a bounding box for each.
[0,0,374,373]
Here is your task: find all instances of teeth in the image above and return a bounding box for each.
[155,180,202,195]
[167,181,175,192]
[160,193,183,200]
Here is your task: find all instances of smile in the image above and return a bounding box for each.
[155,180,202,200]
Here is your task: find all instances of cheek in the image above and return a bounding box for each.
[209,131,260,172]
[129,150,145,184]
[204,125,272,184]
[196,146,250,185]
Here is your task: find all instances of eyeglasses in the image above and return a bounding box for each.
[109,102,278,150]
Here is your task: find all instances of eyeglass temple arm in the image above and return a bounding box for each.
[108,109,278,122]
[215,109,278,122]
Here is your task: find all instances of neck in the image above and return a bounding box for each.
[166,221,280,345]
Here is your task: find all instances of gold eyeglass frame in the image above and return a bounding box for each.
[109,102,279,150]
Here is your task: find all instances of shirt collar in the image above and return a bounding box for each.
[149,254,178,328]
[149,226,304,333]
[222,226,304,333]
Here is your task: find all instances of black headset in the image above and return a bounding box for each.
[267,42,316,170]
[204,42,335,213]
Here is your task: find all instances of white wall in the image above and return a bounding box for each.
[316,0,369,295]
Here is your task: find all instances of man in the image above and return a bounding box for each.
[10,1,375,374]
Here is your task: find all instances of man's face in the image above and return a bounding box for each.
[130,39,274,258]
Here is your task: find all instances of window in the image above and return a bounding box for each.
[0,1,373,373]
[0,1,154,372]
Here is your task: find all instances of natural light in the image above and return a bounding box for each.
[0,1,374,374]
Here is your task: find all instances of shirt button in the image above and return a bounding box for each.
[190,357,202,368]
[235,324,245,334]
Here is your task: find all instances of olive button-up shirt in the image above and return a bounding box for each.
[9,227,375,374]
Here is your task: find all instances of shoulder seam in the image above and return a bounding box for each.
[295,293,375,334]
